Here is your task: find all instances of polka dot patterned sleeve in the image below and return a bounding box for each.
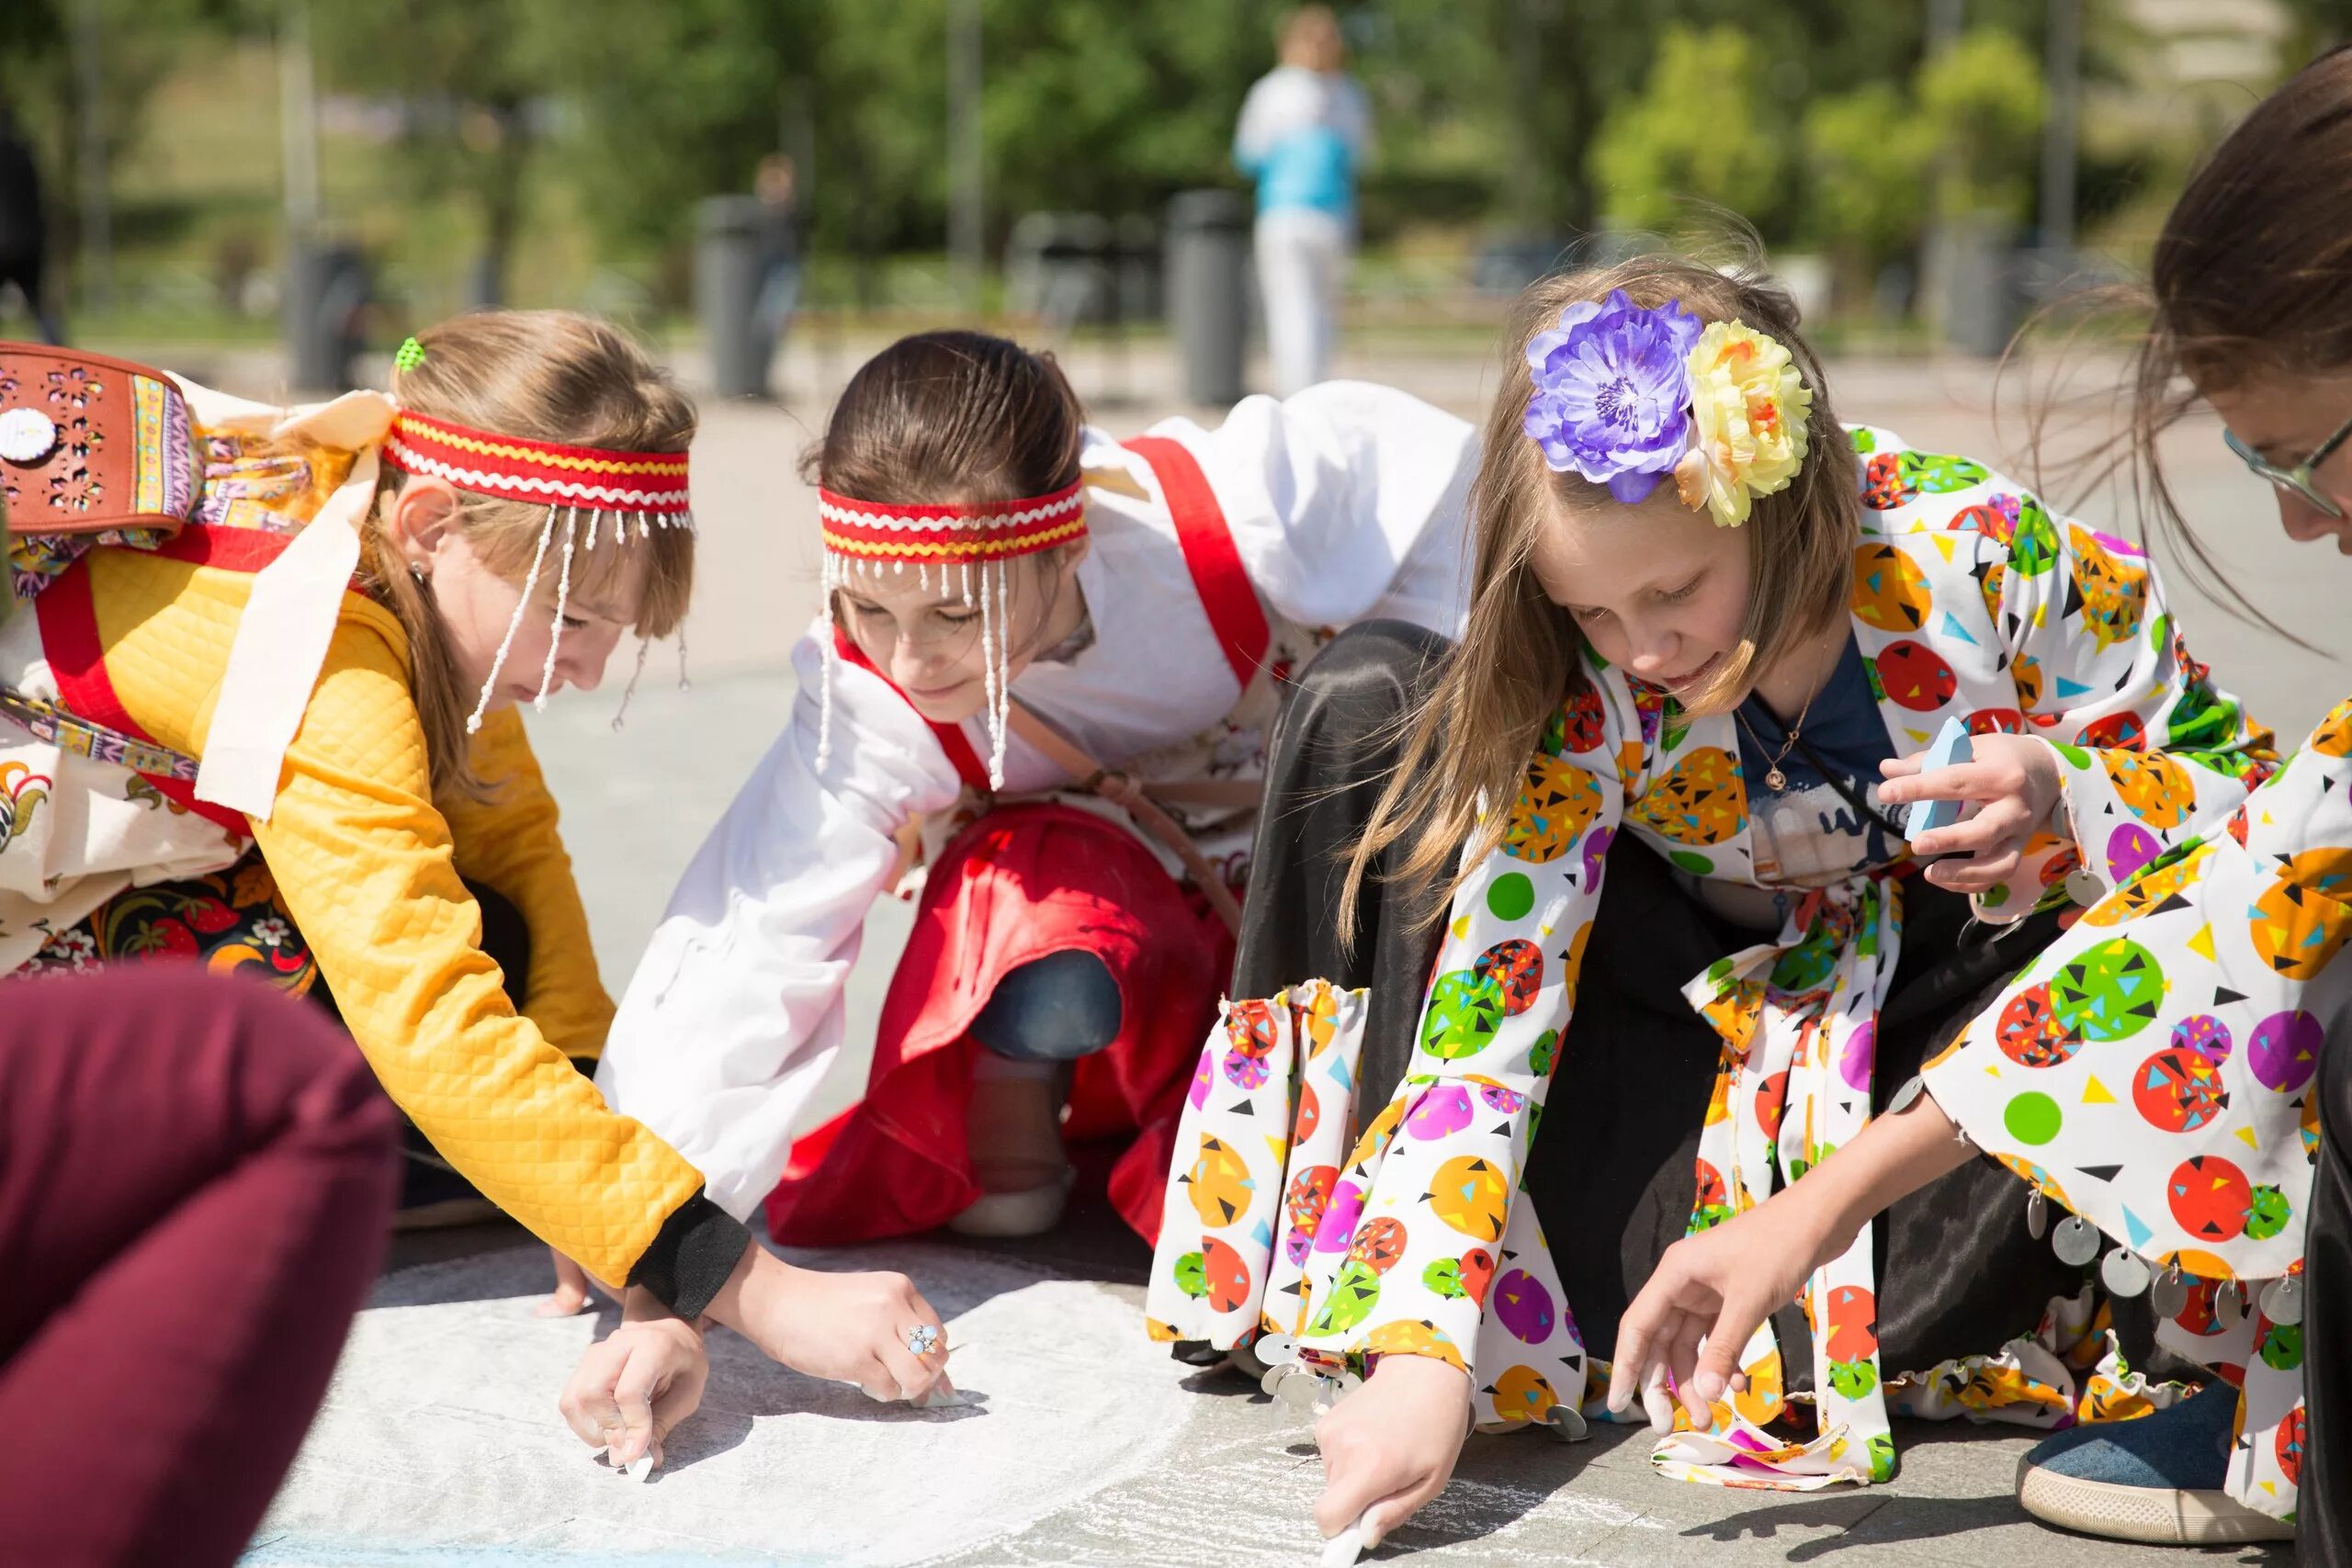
[1978,494,2277,919]
[1286,661,1646,1398]
[1921,692,2352,1522]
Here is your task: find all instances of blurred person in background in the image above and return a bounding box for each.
[0,96,64,345]
[1234,6,1369,397]
[752,152,803,399]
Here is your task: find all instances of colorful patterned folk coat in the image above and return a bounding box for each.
[1147,429,2277,1495]
[1922,693,2352,1522]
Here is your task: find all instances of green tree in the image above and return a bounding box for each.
[1801,82,1935,305]
[1589,24,1791,235]
[536,1,1511,265]
[0,0,231,287]
[311,0,546,305]
[1917,26,2047,223]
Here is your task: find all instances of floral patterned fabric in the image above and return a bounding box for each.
[1920,694,2352,1522]
[8,849,316,993]
[1148,429,2276,1493]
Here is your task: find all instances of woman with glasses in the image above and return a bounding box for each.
[1615,50,2352,1560]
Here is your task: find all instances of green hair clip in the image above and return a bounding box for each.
[393,336,428,372]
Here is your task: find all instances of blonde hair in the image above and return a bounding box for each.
[367,310,696,797]
[1340,254,1859,939]
[1280,6,1345,72]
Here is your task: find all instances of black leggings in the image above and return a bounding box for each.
[1235,621,2098,1380]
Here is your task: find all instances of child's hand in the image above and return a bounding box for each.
[1312,1354,1473,1552]
[707,1244,956,1405]
[534,1247,597,1318]
[557,1292,708,1474]
[1611,1195,1837,1428]
[1876,734,2061,894]
[1616,1090,1979,1427]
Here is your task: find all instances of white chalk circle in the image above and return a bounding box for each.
[253,1238,1195,1562]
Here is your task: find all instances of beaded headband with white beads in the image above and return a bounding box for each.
[381,409,695,732]
[814,479,1088,788]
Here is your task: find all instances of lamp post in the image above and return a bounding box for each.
[2040,0,2082,256]
[947,0,985,315]
[70,0,111,313]
[280,0,322,241]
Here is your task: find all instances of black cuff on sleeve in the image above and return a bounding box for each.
[628,1190,751,1319]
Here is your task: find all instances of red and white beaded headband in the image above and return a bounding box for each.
[815,479,1086,566]
[813,479,1089,789]
[383,410,694,520]
[381,409,695,734]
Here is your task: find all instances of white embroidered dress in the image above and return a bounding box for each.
[595,382,1477,1220]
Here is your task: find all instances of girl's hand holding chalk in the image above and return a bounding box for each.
[557,1290,709,1482]
[1876,728,2061,895]
[705,1246,956,1407]
[1311,1354,1472,1559]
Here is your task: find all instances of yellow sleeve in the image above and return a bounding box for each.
[438,707,616,1060]
[242,624,702,1286]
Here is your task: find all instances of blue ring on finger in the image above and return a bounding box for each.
[906,1324,942,1356]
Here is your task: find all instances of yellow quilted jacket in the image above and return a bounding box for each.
[85,547,706,1287]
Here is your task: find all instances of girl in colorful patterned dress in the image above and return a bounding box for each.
[1617,52,2352,1561]
[1140,254,2279,1553]
[0,313,954,1479]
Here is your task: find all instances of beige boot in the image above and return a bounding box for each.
[951,1057,1075,1238]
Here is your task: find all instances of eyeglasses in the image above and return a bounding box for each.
[2222,409,2352,520]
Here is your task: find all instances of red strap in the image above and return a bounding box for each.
[36,558,250,839]
[1122,435,1271,691]
[831,626,991,793]
[143,523,300,574]
[23,527,345,840]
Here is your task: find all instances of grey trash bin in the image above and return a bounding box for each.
[1927,217,2022,359]
[284,240,370,395]
[697,195,770,400]
[1164,190,1250,406]
[1007,212,1115,331]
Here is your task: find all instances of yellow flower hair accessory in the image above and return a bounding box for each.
[1672,321,1813,527]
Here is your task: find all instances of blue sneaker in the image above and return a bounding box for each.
[2017,1382,2295,1545]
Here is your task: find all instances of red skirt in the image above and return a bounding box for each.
[764,803,1231,1247]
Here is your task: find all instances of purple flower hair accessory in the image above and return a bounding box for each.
[1521,289,1704,504]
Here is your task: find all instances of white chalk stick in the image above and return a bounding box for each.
[1319,1513,1370,1567]
[626,1450,655,1482]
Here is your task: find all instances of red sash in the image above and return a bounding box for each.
[32,525,313,838]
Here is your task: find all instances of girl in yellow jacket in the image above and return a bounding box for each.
[0,312,951,1474]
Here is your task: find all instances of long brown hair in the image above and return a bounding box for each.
[2098,44,2352,633]
[1340,254,1859,938]
[370,310,696,797]
[800,329,1085,506]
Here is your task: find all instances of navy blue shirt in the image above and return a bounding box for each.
[1676,635,1906,931]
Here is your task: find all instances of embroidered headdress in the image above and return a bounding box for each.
[814,478,1087,787]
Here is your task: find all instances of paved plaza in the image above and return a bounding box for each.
[188,335,2326,1566]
